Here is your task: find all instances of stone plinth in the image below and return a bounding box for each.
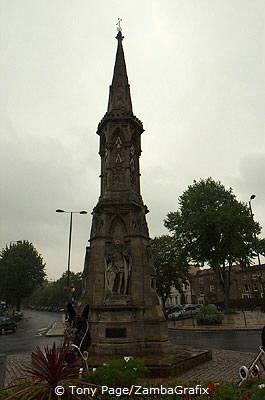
[84,345,212,378]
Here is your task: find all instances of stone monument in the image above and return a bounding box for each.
[79,27,211,372]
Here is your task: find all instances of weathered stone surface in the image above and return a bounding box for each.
[79,31,169,358]
[79,31,211,370]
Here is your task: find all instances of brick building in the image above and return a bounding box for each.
[190,264,265,304]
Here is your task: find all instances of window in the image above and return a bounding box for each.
[199,277,204,284]
[244,284,250,293]
[210,285,215,292]
[199,287,204,295]
[242,294,251,299]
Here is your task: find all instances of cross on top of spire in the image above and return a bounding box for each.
[116,18,122,33]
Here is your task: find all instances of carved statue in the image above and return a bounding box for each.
[105,243,131,295]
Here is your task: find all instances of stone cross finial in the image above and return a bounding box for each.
[116,18,122,32]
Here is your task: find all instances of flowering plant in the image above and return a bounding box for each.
[89,357,147,387]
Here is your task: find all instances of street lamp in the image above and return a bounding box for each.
[56,209,87,289]
[249,195,261,267]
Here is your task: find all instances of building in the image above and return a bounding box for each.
[190,264,265,304]
[164,266,197,307]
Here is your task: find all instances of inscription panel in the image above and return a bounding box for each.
[105,327,127,338]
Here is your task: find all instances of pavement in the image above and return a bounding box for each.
[45,318,65,337]
[4,349,259,386]
[168,310,265,331]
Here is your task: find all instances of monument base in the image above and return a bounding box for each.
[82,343,212,378]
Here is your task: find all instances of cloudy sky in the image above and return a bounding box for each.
[1,1,265,280]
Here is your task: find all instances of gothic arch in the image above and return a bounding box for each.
[111,127,124,145]
[109,215,127,240]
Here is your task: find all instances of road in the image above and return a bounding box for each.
[1,310,263,355]
[169,328,263,353]
[0,309,62,355]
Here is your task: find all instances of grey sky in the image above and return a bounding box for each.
[1,1,265,280]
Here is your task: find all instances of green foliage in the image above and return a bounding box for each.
[196,304,223,325]
[165,178,262,306]
[201,383,240,400]
[89,357,147,387]
[150,235,189,308]
[0,241,46,310]
[200,304,218,314]
[27,271,82,308]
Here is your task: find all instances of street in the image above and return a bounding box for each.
[0,309,62,356]
[1,309,264,356]
[169,328,263,352]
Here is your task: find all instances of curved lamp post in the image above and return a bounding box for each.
[56,209,87,289]
[248,195,261,267]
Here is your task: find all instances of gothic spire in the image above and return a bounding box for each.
[107,30,133,114]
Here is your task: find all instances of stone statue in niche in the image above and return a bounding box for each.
[105,243,131,295]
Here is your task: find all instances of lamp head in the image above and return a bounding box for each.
[79,211,87,214]
[250,195,256,201]
[56,209,65,213]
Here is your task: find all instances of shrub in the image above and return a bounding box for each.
[89,357,147,387]
[196,304,223,325]
[196,314,223,325]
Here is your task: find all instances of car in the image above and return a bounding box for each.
[181,304,202,318]
[0,316,17,334]
[168,310,183,320]
[165,305,183,317]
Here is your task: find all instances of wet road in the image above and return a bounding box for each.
[0,309,62,355]
[169,328,263,352]
[1,310,263,355]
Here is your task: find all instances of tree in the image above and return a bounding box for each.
[0,241,46,310]
[164,178,262,308]
[27,271,82,308]
[150,235,189,310]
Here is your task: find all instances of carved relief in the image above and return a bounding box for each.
[113,171,123,186]
[104,148,110,165]
[105,242,131,295]
[130,143,136,184]
[91,214,104,237]
[115,136,122,148]
[115,153,122,163]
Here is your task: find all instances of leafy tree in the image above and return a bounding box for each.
[0,241,46,310]
[27,271,82,308]
[165,178,262,308]
[150,235,189,310]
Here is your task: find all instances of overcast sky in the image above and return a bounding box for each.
[1,1,265,280]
